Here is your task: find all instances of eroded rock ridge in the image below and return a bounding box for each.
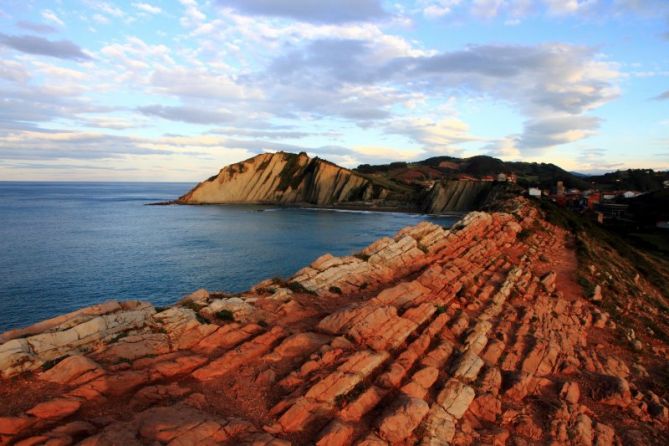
[1,199,668,445]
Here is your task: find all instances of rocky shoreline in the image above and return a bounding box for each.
[1,198,668,445]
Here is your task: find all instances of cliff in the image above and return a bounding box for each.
[423,180,495,213]
[1,199,669,445]
[176,151,510,213]
[178,152,412,208]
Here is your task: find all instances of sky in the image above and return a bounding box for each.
[0,0,668,181]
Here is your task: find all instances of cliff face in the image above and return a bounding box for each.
[423,180,495,213]
[179,152,393,206]
[2,199,668,445]
[177,151,504,213]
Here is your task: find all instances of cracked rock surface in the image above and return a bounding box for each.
[1,198,668,445]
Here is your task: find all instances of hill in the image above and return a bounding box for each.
[356,155,590,190]
[177,152,668,214]
[178,152,509,212]
[178,152,414,208]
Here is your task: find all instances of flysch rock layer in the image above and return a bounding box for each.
[1,198,668,446]
[178,152,393,206]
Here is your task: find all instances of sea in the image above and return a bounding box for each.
[0,182,460,332]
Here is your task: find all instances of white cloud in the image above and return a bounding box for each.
[84,1,125,18]
[471,0,505,19]
[179,0,206,27]
[133,2,162,15]
[0,60,29,83]
[543,0,598,15]
[385,116,479,151]
[41,10,65,27]
[92,14,110,24]
[518,115,601,150]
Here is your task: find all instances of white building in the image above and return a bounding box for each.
[528,187,541,197]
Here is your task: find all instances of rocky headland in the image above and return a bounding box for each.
[1,198,669,445]
[176,152,504,212]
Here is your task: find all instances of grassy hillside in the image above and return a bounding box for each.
[355,155,590,190]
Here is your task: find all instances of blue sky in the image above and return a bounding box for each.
[0,0,667,181]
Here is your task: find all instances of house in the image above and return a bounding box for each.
[623,191,640,199]
[528,187,541,197]
[496,173,507,182]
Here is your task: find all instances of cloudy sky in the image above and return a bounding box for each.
[0,0,668,181]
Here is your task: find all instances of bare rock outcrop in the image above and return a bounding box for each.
[178,151,399,207]
[1,198,668,445]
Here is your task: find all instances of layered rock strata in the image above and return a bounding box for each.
[178,152,401,207]
[1,199,668,445]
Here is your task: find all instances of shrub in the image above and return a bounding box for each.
[42,355,68,371]
[109,332,129,344]
[577,275,595,297]
[517,228,533,240]
[216,310,235,321]
[182,301,200,312]
[354,253,370,261]
[286,281,316,295]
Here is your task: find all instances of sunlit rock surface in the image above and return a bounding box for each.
[1,198,668,445]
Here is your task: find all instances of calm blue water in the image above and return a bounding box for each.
[0,182,459,331]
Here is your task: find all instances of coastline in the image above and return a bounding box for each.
[148,199,468,218]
